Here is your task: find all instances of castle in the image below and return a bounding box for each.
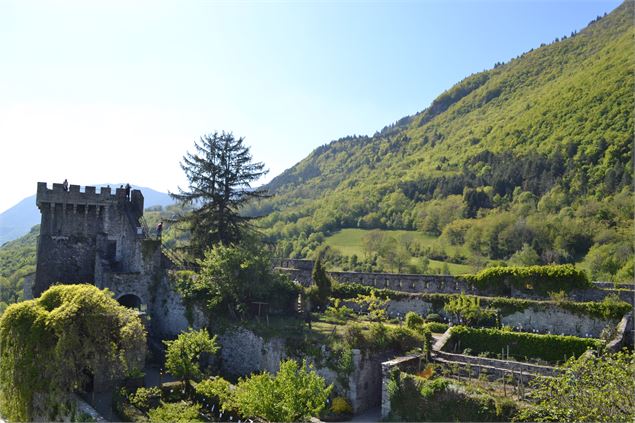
[34,182,191,336]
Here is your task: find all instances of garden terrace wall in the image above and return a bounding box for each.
[380,355,422,419]
[275,264,634,304]
[215,327,385,414]
[342,294,624,338]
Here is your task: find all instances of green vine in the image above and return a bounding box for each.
[0,284,146,421]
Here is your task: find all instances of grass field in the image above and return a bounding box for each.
[323,228,473,275]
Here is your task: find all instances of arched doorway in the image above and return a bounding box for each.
[117,294,142,310]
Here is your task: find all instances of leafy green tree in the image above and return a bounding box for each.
[517,350,634,422]
[174,243,298,319]
[0,284,146,422]
[171,131,268,256]
[443,293,496,326]
[196,377,236,413]
[233,359,332,422]
[509,243,541,266]
[164,328,219,394]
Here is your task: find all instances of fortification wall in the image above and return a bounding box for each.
[275,259,634,304]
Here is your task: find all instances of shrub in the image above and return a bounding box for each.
[425,313,443,322]
[424,322,449,333]
[323,299,353,323]
[449,325,604,363]
[312,258,333,308]
[147,401,202,423]
[404,311,424,329]
[389,326,425,352]
[387,371,517,422]
[129,387,161,412]
[444,293,497,326]
[195,377,235,412]
[330,397,353,415]
[343,323,366,348]
[233,359,332,422]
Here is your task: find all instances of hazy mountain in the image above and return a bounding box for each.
[0,184,173,245]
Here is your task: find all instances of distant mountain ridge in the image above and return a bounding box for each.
[0,184,173,245]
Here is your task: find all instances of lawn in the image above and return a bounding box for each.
[324,228,474,275]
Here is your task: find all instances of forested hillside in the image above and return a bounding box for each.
[248,3,634,281]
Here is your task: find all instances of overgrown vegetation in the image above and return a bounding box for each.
[163,329,219,395]
[516,350,634,422]
[0,284,146,421]
[171,243,299,319]
[464,264,591,295]
[387,370,518,421]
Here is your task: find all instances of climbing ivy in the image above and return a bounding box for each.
[0,284,146,421]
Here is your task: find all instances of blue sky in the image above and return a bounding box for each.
[0,0,622,213]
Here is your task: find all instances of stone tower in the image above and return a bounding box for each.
[33,182,147,297]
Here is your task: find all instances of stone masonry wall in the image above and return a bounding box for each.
[216,327,384,413]
[275,259,634,304]
[344,297,618,337]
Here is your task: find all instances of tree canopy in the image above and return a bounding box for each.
[233,359,332,422]
[164,328,218,392]
[171,131,268,256]
[0,284,146,421]
[517,350,635,422]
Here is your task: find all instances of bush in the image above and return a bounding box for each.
[233,359,332,422]
[425,313,443,322]
[463,264,591,296]
[387,371,518,422]
[449,325,604,363]
[424,322,449,333]
[404,311,424,329]
[129,387,161,411]
[330,397,353,415]
[323,299,353,323]
[195,377,234,412]
[147,401,202,423]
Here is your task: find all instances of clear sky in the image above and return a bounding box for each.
[0,0,622,213]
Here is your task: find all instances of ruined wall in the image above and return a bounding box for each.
[216,327,384,413]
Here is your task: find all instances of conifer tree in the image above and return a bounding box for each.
[171,131,268,256]
[312,258,332,308]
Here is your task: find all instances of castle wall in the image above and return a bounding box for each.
[276,261,634,304]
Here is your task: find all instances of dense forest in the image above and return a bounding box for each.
[242,3,633,281]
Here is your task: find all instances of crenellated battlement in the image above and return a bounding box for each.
[36,182,143,207]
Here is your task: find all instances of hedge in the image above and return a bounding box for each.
[462,264,591,295]
[448,325,604,363]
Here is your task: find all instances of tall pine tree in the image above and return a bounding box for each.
[171,131,268,256]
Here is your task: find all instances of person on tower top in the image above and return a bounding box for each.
[62,179,68,191]
[156,221,163,240]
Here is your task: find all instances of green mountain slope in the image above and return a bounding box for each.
[251,3,634,281]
